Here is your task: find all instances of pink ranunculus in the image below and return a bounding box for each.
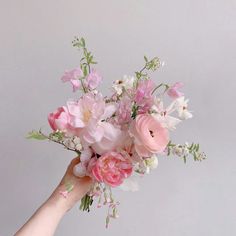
[48,106,71,132]
[167,82,184,99]
[61,67,84,92]
[85,69,102,90]
[134,79,156,113]
[129,114,169,157]
[92,151,133,187]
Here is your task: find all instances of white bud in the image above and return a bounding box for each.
[73,163,87,177]
[145,155,158,170]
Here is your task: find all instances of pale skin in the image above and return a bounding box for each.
[15,158,93,236]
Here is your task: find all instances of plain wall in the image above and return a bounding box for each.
[0,0,236,235]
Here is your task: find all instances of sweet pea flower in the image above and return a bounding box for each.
[167,82,184,99]
[85,69,102,90]
[116,95,132,124]
[61,67,83,92]
[175,96,193,120]
[129,114,169,157]
[152,98,181,131]
[134,79,155,113]
[91,122,125,155]
[92,151,133,187]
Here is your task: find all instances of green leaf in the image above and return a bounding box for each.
[26,130,47,140]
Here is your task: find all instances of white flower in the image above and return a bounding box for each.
[175,96,193,120]
[112,75,135,95]
[145,155,159,170]
[152,98,181,131]
[73,162,87,177]
[119,176,139,192]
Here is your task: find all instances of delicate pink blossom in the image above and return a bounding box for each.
[116,96,132,124]
[92,123,125,155]
[167,82,184,99]
[129,114,169,157]
[85,69,102,90]
[92,151,133,187]
[66,92,116,143]
[61,67,83,92]
[48,107,71,132]
[134,80,155,113]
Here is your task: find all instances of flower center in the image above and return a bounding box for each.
[83,110,92,123]
[149,130,154,137]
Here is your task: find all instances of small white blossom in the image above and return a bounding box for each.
[112,75,135,95]
[175,96,193,120]
[145,155,159,170]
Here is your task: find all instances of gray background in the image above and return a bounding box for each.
[0,0,236,235]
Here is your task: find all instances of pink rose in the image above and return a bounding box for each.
[129,114,169,157]
[92,151,133,187]
[48,106,71,132]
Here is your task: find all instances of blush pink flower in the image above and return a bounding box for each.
[134,79,155,113]
[92,151,133,187]
[167,82,184,99]
[48,106,71,132]
[67,92,117,143]
[129,114,169,157]
[85,69,102,90]
[61,67,84,92]
[116,96,132,124]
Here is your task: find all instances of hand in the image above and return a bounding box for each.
[15,157,93,236]
[48,157,93,213]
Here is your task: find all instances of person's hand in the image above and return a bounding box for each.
[48,157,93,213]
[15,157,93,236]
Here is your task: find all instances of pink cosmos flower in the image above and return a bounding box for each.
[92,151,133,187]
[167,82,184,99]
[48,106,71,132]
[61,67,83,92]
[134,79,155,113]
[85,69,102,90]
[129,114,169,157]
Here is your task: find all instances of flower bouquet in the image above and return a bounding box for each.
[27,37,206,227]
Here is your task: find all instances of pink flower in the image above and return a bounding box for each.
[48,106,71,132]
[85,69,102,90]
[134,80,155,113]
[92,151,133,187]
[91,123,125,155]
[66,92,116,143]
[129,114,169,157]
[116,96,132,124]
[61,67,83,92]
[167,82,184,99]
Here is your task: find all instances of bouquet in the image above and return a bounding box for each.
[27,37,206,227]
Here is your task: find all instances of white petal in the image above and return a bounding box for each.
[119,176,139,192]
[73,163,87,177]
